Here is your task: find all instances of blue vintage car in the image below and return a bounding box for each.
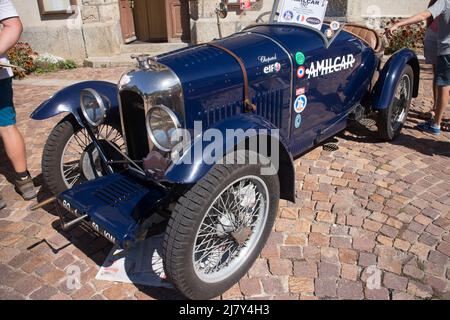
[31,4,419,299]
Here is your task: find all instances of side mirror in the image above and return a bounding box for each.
[216,1,228,19]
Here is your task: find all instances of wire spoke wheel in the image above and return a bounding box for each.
[192,175,269,283]
[377,65,414,141]
[60,124,125,189]
[391,74,411,132]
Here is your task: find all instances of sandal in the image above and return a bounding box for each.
[442,122,450,132]
[14,175,37,201]
[418,111,435,120]
[0,193,6,210]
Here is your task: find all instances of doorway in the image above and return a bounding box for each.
[119,0,191,44]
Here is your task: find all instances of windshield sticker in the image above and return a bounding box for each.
[295,114,302,128]
[294,95,308,113]
[297,66,306,79]
[330,21,341,31]
[283,10,294,21]
[295,52,306,65]
[277,0,328,30]
[306,54,355,79]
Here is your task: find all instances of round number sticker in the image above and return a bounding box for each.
[295,114,302,128]
[294,95,308,114]
[295,52,305,65]
[297,66,306,79]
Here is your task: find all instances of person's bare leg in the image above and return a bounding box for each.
[432,65,437,113]
[0,125,27,173]
[433,85,450,127]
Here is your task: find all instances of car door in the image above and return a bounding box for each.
[289,30,363,156]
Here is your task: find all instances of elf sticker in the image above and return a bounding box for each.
[297,66,306,79]
[295,114,302,128]
[296,87,306,96]
[294,95,308,114]
[264,62,281,74]
[295,52,305,65]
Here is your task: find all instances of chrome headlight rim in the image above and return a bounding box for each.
[80,88,108,127]
[145,104,182,152]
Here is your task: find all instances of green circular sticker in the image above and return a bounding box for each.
[295,52,305,65]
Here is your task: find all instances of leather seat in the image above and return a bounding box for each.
[343,24,384,53]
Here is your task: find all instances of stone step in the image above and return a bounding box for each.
[84,54,137,68]
[119,42,189,54]
[85,43,190,68]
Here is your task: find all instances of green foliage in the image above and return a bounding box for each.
[34,59,77,74]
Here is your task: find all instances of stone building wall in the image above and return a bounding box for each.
[11,0,430,60]
[79,0,122,58]
[12,0,123,61]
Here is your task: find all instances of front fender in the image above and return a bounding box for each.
[30,81,121,127]
[164,114,296,202]
[372,48,420,109]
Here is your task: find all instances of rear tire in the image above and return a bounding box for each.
[377,65,414,141]
[163,153,280,300]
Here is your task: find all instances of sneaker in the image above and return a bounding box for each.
[417,121,441,135]
[0,193,6,210]
[14,175,37,201]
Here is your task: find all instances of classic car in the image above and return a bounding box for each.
[30,2,419,299]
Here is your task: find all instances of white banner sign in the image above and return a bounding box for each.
[277,0,329,30]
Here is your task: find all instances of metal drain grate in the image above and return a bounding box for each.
[323,143,339,152]
[358,118,376,127]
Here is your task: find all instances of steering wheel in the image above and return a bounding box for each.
[255,11,272,24]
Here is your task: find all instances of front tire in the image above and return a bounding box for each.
[377,65,414,141]
[163,154,280,300]
[42,115,124,195]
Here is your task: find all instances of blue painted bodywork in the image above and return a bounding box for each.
[58,173,168,247]
[157,24,379,182]
[30,81,121,128]
[36,23,420,247]
[372,48,420,109]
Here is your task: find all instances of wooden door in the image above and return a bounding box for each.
[134,0,167,42]
[119,0,137,43]
[165,0,191,42]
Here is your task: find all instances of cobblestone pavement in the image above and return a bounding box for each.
[0,65,449,300]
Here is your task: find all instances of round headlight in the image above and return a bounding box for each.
[146,105,182,152]
[80,88,109,127]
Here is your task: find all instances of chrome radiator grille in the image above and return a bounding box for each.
[119,91,150,161]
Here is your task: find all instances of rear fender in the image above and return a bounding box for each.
[164,115,296,202]
[372,48,420,110]
[30,81,121,128]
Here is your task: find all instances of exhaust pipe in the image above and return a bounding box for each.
[29,196,57,211]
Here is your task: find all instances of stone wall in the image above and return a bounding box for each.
[11,0,123,61]
[12,0,85,61]
[79,0,122,57]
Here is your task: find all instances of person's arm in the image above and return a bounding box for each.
[387,0,446,36]
[0,16,22,56]
[386,11,432,36]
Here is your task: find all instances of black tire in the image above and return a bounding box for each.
[42,115,123,195]
[377,65,414,141]
[163,154,280,300]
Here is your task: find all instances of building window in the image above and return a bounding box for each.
[37,0,77,16]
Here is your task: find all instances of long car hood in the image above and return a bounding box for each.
[153,25,323,129]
